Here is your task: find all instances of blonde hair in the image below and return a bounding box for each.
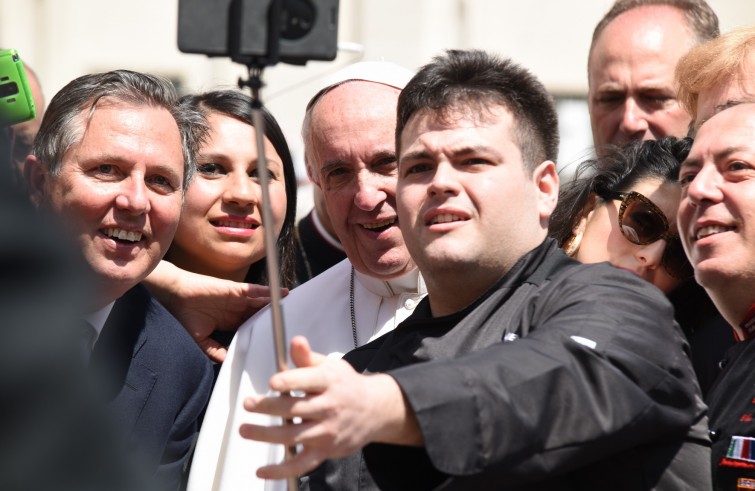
[676,25,755,119]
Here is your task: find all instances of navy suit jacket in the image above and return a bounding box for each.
[91,284,213,490]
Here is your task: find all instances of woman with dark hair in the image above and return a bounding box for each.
[144,90,298,361]
[550,137,693,293]
[550,137,732,394]
[164,90,297,288]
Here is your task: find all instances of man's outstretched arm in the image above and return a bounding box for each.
[238,336,422,479]
[238,269,702,483]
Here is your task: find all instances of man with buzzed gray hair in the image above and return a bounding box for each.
[588,0,732,397]
[588,0,719,156]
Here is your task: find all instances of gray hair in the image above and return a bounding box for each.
[300,97,319,181]
[300,61,414,181]
[590,0,719,61]
[300,80,356,182]
[32,69,207,190]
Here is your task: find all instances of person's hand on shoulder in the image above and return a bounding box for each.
[144,260,286,362]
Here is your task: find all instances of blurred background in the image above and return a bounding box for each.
[1,0,753,215]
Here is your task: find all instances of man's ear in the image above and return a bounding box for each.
[24,155,48,208]
[532,160,559,222]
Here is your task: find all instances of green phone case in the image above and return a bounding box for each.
[0,48,36,126]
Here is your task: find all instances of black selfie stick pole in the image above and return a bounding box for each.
[235,2,297,488]
[239,64,298,491]
[240,66,290,378]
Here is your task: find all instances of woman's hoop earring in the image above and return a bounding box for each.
[564,230,583,257]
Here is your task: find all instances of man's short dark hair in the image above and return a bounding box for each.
[590,0,719,54]
[396,49,559,171]
[33,69,207,190]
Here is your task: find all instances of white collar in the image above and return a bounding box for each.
[355,267,425,298]
[84,301,115,347]
[311,209,344,251]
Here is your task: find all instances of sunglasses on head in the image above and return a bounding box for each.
[599,190,693,280]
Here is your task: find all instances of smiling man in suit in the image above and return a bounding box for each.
[24,69,214,490]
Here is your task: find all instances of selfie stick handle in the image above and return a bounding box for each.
[241,65,298,491]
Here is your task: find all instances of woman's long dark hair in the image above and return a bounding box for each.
[180,90,298,288]
[549,137,692,247]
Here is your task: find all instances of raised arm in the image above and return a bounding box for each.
[144,260,282,362]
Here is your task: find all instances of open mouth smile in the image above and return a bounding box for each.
[211,220,259,230]
[429,213,467,225]
[103,227,142,243]
[696,225,734,240]
[362,217,396,233]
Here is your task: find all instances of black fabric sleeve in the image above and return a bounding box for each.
[367,267,702,486]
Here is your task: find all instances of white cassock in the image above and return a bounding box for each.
[188,259,426,491]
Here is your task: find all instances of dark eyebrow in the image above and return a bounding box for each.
[682,146,745,170]
[153,164,183,183]
[680,157,700,171]
[198,152,282,166]
[80,153,126,165]
[636,84,674,93]
[453,146,493,157]
[197,152,228,162]
[399,150,432,164]
[714,146,747,161]
[401,146,494,164]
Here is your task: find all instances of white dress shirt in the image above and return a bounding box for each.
[83,301,114,349]
[188,259,426,491]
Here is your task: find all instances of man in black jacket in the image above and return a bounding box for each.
[677,102,755,490]
[239,50,710,490]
